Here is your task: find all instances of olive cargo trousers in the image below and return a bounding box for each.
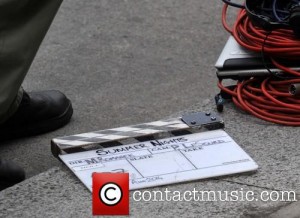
[0,0,62,124]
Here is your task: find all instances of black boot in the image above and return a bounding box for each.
[0,159,25,191]
[0,90,73,141]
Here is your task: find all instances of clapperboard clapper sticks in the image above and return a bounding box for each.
[51,112,258,191]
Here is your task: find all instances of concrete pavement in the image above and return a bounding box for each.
[0,0,225,178]
[0,0,299,217]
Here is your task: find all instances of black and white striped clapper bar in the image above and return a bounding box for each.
[51,112,224,158]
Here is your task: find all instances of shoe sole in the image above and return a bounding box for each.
[0,101,73,141]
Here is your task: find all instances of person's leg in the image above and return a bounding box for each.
[0,0,63,123]
[0,0,73,189]
[0,0,73,140]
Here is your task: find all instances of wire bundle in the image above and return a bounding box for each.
[219,3,300,126]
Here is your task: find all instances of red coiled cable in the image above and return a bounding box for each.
[219,3,300,126]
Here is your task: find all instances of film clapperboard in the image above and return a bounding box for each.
[51,112,258,191]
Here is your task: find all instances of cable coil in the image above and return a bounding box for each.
[219,3,300,126]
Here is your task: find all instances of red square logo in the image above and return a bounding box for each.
[92,173,129,216]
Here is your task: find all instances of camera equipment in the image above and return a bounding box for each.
[217,0,300,126]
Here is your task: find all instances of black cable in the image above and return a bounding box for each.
[260,31,281,78]
[261,31,294,80]
[221,0,244,9]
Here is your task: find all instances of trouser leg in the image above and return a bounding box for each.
[0,0,63,124]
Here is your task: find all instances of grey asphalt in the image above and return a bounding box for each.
[0,0,299,217]
[0,0,224,178]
